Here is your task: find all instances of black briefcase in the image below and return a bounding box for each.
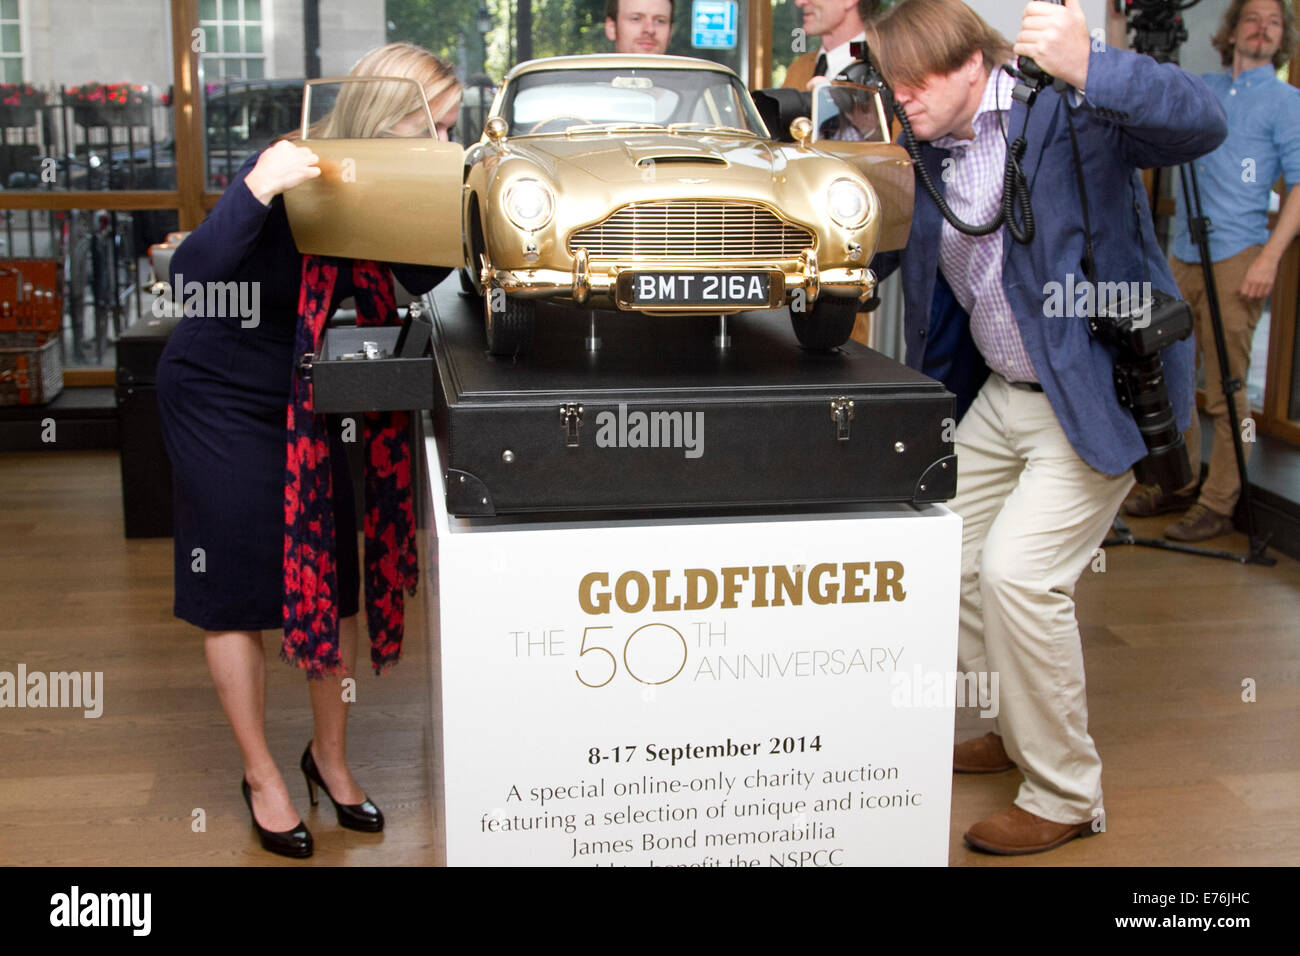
[309,278,956,517]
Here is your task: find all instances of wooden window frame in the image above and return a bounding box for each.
[0,2,207,225]
[1260,0,1300,443]
[0,0,787,228]
[5,0,1300,420]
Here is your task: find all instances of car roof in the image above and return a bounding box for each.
[505,54,738,82]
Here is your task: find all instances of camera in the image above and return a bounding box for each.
[1114,0,1193,64]
[752,41,893,143]
[1088,287,1195,490]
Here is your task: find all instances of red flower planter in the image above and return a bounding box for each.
[0,84,47,127]
[66,83,153,127]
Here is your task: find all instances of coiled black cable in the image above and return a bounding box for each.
[890,65,1036,245]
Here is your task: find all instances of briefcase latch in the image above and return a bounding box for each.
[830,397,855,441]
[559,403,584,448]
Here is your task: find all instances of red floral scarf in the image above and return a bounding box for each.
[282,256,418,678]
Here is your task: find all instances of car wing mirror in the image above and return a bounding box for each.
[811,82,890,145]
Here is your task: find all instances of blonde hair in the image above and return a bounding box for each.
[308,42,461,139]
[865,0,1012,92]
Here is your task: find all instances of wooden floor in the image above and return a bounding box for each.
[1,450,1297,866]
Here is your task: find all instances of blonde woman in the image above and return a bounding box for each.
[156,44,460,859]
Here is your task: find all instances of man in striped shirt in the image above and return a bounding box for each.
[869,0,1225,855]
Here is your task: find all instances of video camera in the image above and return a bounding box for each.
[1114,0,1195,64]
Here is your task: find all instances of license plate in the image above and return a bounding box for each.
[627,271,771,308]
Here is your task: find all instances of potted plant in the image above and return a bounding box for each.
[0,84,47,127]
[65,83,153,127]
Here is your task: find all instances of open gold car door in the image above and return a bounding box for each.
[282,77,466,267]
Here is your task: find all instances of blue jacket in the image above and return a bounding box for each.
[873,47,1228,476]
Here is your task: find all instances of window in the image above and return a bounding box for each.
[199,0,265,80]
[500,67,764,137]
[0,0,21,83]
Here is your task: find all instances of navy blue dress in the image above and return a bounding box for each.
[157,152,448,632]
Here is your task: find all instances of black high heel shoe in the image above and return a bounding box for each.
[241,777,313,858]
[301,742,384,832]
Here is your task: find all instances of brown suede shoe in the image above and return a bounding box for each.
[964,804,1095,855]
[1164,503,1234,542]
[953,732,1015,773]
[1122,482,1197,517]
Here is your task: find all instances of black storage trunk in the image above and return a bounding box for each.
[116,315,180,538]
[311,279,956,517]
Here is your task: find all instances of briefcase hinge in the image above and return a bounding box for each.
[559,403,584,448]
[830,397,855,441]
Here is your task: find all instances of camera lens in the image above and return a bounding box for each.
[1124,355,1194,490]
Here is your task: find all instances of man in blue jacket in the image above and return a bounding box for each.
[868,0,1226,854]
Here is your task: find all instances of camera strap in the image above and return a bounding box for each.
[1065,102,1155,332]
[1063,106,1097,287]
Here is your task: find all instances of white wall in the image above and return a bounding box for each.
[25,0,173,89]
[964,0,1110,49]
[268,0,304,78]
[318,0,386,76]
[269,0,387,79]
[1179,0,1236,78]
[20,0,385,89]
[965,0,1236,75]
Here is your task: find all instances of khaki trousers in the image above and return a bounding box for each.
[1169,248,1267,514]
[953,375,1134,824]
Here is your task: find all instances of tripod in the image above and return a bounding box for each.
[1105,161,1276,567]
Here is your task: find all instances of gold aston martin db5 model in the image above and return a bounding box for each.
[284,55,912,355]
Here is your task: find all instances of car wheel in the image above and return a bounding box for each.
[484,290,536,356]
[458,266,478,296]
[461,206,486,298]
[791,296,858,351]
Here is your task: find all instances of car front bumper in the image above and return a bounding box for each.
[483,249,875,310]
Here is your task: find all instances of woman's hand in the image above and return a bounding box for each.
[243,141,321,206]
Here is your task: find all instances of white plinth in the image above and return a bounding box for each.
[423,429,961,867]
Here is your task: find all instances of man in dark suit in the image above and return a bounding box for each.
[869,0,1226,854]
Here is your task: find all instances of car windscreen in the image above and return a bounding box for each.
[500,68,767,137]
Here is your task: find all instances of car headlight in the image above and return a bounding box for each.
[504,178,555,231]
[826,178,871,230]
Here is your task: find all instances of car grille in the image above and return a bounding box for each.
[570,201,814,259]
